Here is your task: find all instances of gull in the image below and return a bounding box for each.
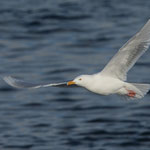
[4,20,150,99]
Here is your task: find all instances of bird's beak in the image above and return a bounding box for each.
[67,81,76,86]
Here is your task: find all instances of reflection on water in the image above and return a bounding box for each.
[0,0,150,149]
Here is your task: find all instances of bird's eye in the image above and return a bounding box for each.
[79,78,82,81]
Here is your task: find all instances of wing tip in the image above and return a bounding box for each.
[3,76,13,84]
[3,76,20,88]
[3,76,42,89]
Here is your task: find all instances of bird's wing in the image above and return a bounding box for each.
[101,20,150,81]
[3,76,67,89]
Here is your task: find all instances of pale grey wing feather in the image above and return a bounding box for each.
[101,20,150,81]
[3,76,67,89]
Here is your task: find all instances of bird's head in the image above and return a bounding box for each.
[67,75,91,87]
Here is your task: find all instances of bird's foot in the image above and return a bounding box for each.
[127,90,136,97]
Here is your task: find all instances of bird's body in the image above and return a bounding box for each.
[4,20,150,99]
[75,74,124,95]
[70,73,150,99]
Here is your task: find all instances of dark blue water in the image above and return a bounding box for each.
[0,0,150,149]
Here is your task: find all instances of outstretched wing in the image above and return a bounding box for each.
[3,76,67,89]
[101,20,150,81]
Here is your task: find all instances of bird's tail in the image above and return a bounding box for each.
[128,83,150,99]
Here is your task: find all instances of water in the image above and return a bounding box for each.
[0,0,150,149]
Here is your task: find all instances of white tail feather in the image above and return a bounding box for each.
[132,83,150,99]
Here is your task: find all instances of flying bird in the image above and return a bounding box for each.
[4,20,150,99]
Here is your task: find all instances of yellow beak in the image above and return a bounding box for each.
[67,81,76,86]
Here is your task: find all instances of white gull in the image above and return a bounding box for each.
[4,20,150,99]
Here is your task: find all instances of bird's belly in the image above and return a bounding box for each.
[86,78,124,95]
[87,85,119,95]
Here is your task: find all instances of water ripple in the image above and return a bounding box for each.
[0,0,150,150]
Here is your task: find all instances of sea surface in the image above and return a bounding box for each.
[0,0,150,150]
